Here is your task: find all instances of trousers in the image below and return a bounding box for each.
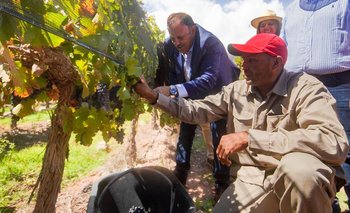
[213,152,336,213]
[174,119,230,186]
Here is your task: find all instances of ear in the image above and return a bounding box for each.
[190,25,196,35]
[272,56,283,70]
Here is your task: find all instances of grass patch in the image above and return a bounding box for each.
[0,135,111,208]
[62,140,113,186]
[0,109,51,126]
[0,144,45,207]
[17,110,52,124]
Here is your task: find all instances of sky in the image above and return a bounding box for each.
[142,0,293,47]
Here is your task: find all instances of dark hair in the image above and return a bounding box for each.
[257,19,281,36]
[167,12,195,28]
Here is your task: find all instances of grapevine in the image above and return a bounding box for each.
[0,0,164,211]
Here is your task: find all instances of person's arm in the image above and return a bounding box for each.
[248,79,349,165]
[133,77,158,104]
[155,85,229,125]
[134,77,233,125]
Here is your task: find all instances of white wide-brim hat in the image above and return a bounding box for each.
[251,9,282,29]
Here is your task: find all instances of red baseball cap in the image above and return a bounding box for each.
[227,33,288,64]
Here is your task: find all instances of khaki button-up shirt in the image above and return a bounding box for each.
[156,70,349,186]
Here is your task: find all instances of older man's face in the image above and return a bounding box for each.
[241,53,280,94]
[168,21,195,54]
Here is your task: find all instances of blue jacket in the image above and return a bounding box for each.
[162,24,240,100]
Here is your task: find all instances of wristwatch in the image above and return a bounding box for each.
[169,85,178,97]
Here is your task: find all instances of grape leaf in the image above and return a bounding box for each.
[126,57,141,77]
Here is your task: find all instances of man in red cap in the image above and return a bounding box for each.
[133,33,348,212]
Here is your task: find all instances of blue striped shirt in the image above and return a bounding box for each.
[281,0,350,74]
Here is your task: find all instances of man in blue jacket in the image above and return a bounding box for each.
[155,12,240,200]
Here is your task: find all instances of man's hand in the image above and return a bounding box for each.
[216,131,249,166]
[133,76,158,104]
[154,86,170,96]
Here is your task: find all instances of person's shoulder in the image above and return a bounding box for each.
[162,38,178,57]
[223,80,246,93]
[163,38,174,48]
[196,24,220,43]
[198,31,225,53]
[297,72,322,85]
[288,72,325,90]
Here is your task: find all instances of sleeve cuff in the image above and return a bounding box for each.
[156,93,170,106]
[248,129,272,152]
[150,92,159,105]
[175,84,189,98]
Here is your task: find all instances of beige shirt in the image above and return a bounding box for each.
[156,70,349,186]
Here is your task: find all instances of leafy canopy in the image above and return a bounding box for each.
[0,0,164,145]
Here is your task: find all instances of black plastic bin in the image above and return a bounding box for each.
[87,166,196,213]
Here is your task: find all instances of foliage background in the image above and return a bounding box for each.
[0,0,164,145]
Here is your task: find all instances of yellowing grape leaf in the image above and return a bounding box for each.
[14,86,32,98]
[79,18,97,36]
[81,82,90,98]
[44,12,67,29]
[44,32,65,48]
[79,0,96,18]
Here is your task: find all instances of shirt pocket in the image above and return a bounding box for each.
[237,165,265,186]
[233,111,253,132]
[266,112,290,132]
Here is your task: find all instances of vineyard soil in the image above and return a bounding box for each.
[7,119,214,213]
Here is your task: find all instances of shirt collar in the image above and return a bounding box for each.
[269,69,289,97]
[181,45,194,59]
[247,69,290,98]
